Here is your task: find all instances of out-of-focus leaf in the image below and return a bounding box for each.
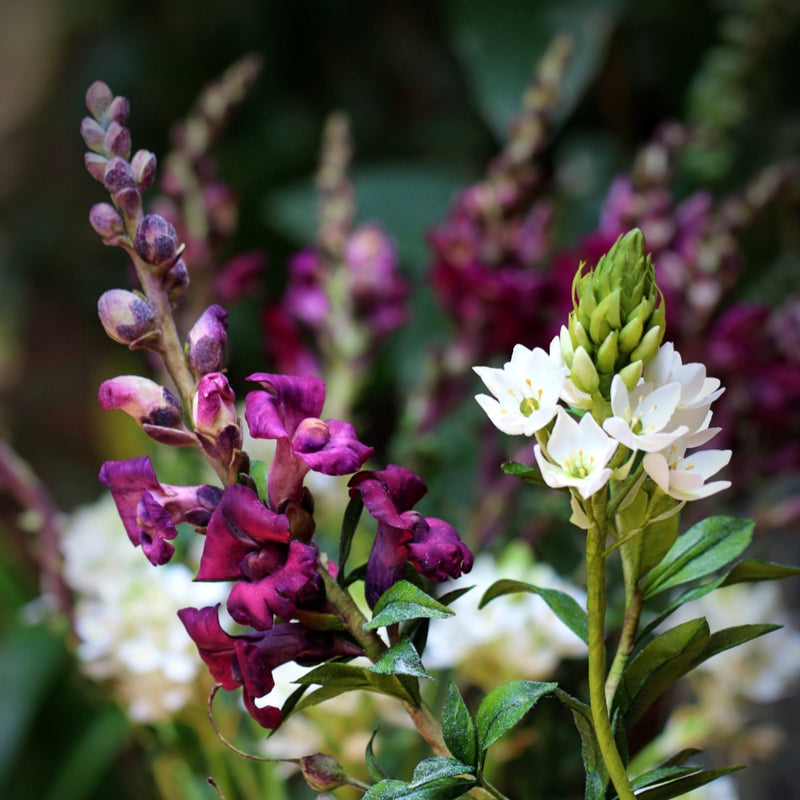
[0,624,67,786]
[445,0,622,139]
[368,638,434,680]
[475,680,557,754]
[622,766,744,800]
[479,579,589,644]
[642,517,754,600]
[721,559,800,585]
[501,461,546,486]
[365,580,454,630]
[442,682,478,768]
[365,729,389,782]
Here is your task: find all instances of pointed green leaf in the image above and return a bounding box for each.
[363,777,476,800]
[411,757,475,784]
[501,461,546,486]
[365,729,388,782]
[442,682,478,768]
[365,580,454,630]
[692,624,780,671]
[554,690,606,799]
[293,663,413,710]
[630,765,700,791]
[479,579,589,644]
[475,680,557,753]
[337,495,364,585]
[615,618,709,726]
[368,638,435,680]
[643,517,754,599]
[638,576,726,641]
[721,559,800,586]
[626,765,744,800]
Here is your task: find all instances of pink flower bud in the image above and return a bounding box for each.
[163,258,189,302]
[298,754,348,792]
[107,95,130,125]
[84,152,108,183]
[103,156,136,194]
[131,149,157,190]
[134,214,179,267]
[89,203,125,243]
[103,121,131,160]
[186,305,228,376]
[80,117,106,153]
[97,289,156,347]
[85,81,113,120]
[114,187,142,220]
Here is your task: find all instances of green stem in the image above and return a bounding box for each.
[584,495,636,800]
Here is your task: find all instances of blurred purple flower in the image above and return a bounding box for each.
[349,465,473,607]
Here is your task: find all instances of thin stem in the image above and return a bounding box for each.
[584,494,636,800]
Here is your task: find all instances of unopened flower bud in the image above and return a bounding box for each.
[134,214,179,267]
[84,152,108,183]
[114,187,142,219]
[85,81,113,120]
[298,753,349,792]
[192,373,238,436]
[89,203,125,243]
[570,346,600,395]
[107,95,130,125]
[97,289,157,348]
[595,330,619,375]
[131,149,157,190]
[618,360,643,392]
[81,117,106,153]
[103,156,136,195]
[103,120,131,160]
[163,258,189,302]
[186,305,228,376]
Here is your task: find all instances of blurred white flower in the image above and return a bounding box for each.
[61,492,228,722]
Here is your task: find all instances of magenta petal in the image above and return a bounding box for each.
[136,491,178,565]
[99,456,160,546]
[177,605,240,691]
[243,390,289,440]
[296,419,373,475]
[245,373,326,437]
[364,523,414,608]
[349,465,427,527]
[408,517,474,583]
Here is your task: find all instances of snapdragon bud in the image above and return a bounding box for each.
[103,121,131,160]
[84,152,108,183]
[134,214,180,269]
[80,117,106,153]
[186,305,228,376]
[131,149,157,190]
[163,258,189,303]
[89,203,125,244]
[103,156,136,195]
[85,81,113,120]
[97,289,157,348]
[298,753,349,792]
[567,228,665,398]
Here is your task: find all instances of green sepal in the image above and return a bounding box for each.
[474,680,557,755]
[479,579,589,644]
[248,459,269,504]
[442,682,478,768]
[365,580,454,630]
[368,638,435,680]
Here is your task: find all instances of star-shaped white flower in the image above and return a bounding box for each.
[474,344,568,436]
[603,374,688,453]
[534,409,617,499]
[643,437,731,501]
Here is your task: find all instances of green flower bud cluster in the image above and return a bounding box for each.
[562,228,666,400]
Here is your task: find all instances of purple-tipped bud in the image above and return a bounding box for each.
[164,258,190,302]
[103,157,136,195]
[107,95,130,125]
[84,152,108,183]
[131,149,157,190]
[81,117,106,153]
[114,187,142,220]
[85,81,113,120]
[298,754,349,792]
[104,121,131,160]
[97,289,157,347]
[186,305,228,376]
[134,214,179,267]
[89,203,126,243]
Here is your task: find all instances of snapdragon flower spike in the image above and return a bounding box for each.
[245,373,373,509]
[99,456,222,565]
[192,372,241,466]
[98,375,196,447]
[534,409,617,499]
[178,605,362,729]
[473,343,567,436]
[186,304,228,377]
[643,435,732,501]
[602,375,689,453]
[196,483,324,630]
[348,465,473,607]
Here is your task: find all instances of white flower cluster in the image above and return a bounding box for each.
[61,493,228,722]
[474,333,731,502]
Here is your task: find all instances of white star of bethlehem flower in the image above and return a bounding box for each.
[644,342,725,433]
[474,344,568,436]
[643,436,731,501]
[534,409,617,499]
[602,374,689,453]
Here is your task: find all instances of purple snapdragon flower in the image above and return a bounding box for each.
[99,456,222,565]
[348,465,473,607]
[178,605,362,729]
[245,373,373,509]
[195,483,324,630]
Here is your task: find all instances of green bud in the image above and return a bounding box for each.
[569,317,592,354]
[618,304,646,355]
[618,360,643,391]
[589,289,621,343]
[559,326,574,367]
[630,324,664,366]
[571,346,600,395]
[299,754,349,792]
[595,330,619,375]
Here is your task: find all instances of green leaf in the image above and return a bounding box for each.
[642,517,754,600]
[638,576,726,641]
[624,766,744,800]
[475,680,557,753]
[368,638,434,680]
[501,461,546,486]
[249,460,269,504]
[365,580,454,630]
[614,618,710,726]
[630,765,700,791]
[365,729,388,782]
[337,495,364,585]
[554,689,606,800]
[693,624,780,671]
[442,682,478,768]
[411,757,475,784]
[721,559,800,585]
[363,776,476,800]
[293,663,414,711]
[479,579,589,644]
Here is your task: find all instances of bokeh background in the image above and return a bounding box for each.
[1,1,799,798]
